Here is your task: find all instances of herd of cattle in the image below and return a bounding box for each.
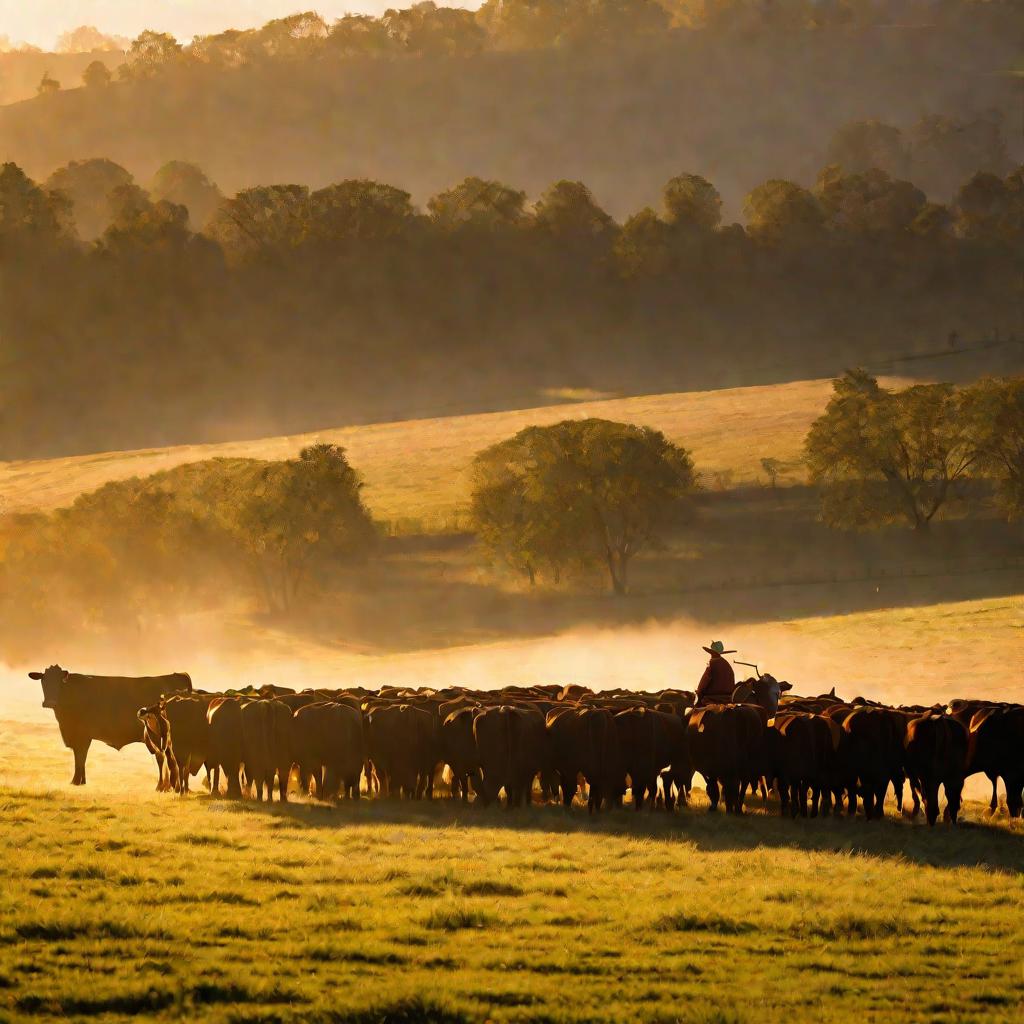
[28,664,1024,823]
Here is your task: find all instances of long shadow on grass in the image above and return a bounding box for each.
[212,792,1024,875]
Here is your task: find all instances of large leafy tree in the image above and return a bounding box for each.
[428,176,527,230]
[613,207,672,278]
[382,3,486,55]
[121,30,183,79]
[226,444,376,611]
[0,163,71,254]
[532,179,614,243]
[662,173,722,232]
[805,371,978,532]
[743,179,824,246]
[815,166,926,238]
[44,158,136,241]
[205,185,311,263]
[149,162,223,231]
[470,419,697,594]
[309,180,417,243]
[962,377,1024,519]
[327,15,398,56]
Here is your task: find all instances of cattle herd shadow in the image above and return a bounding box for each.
[212,792,1024,875]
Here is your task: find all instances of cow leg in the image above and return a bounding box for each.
[923,779,940,826]
[873,782,886,820]
[944,777,963,825]
[1006,775,1024,819]
[660,770,673,811]
[987,773,999,815]
[226,763,242,800]
[561,776,577,809]
[705,778,720,812]
[168,752,182,794]
[150,746,166,791]
[71,740,91,786]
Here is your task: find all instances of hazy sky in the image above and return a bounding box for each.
[0,1,474,48]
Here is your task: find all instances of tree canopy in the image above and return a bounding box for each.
[805,371,978,532]
[962,377,1024,519]
[471,418,697,593]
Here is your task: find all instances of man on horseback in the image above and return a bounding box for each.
[695,640,736,705]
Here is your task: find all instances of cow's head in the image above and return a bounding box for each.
[747,674,792,716]
[136,703,169,748]
[28,665,68,710]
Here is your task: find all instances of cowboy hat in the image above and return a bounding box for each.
[702,640,737,655]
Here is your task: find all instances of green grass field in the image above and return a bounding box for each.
[0,377,908,526]
[2,587,1024,1024]
[1,751,1022,1024]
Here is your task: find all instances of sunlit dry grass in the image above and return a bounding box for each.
[0,377,909,525]
[0,767,1022,1024]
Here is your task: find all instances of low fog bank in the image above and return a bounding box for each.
[4,607,1016,727]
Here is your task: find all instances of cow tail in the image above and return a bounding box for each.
[649,712,657,789]
[505,709,514,805]
[586,713,598,792]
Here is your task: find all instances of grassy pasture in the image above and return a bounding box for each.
[2,663,1024,1024]
[0,769,1023,1023]
[0,378,908,526]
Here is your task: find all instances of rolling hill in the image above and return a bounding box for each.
[2,31,1018,215]
[0,377,896,525]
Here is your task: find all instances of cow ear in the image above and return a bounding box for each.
[61,670,69,681]
[829,686,836,696]
[781,681,793,691]
[28,671,43,680]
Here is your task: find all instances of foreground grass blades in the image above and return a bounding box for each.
[1,786,1022,1024]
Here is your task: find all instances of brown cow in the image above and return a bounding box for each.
[904,713,968,825]
[291,702,365,800]
[546,707,624,812]
[365,704,435,799]
[687,704,763,813]
[473,705,546,808]
[764,712,837,818]
[440,706,480,802]
[30,665,192,786]
[841,707,906,819]
[967,706,1024,818]
[613,707,687,811]
[207,696,245,798]
[240,699,293,802]
[137,701,174,792]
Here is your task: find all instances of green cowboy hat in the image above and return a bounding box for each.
[702,640,737,656]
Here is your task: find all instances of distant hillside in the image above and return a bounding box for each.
[2,30,1019,215]
[0,50,123,105]
[0,377,907,526]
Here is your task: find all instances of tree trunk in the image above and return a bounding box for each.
[607,550,629,596]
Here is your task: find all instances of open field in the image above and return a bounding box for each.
[1,701,1023,1024]
[0,377,908,526]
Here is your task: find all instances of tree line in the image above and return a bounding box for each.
[27,0,1023,85]
[0,373,1020,656]
[2,153,1022,459]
